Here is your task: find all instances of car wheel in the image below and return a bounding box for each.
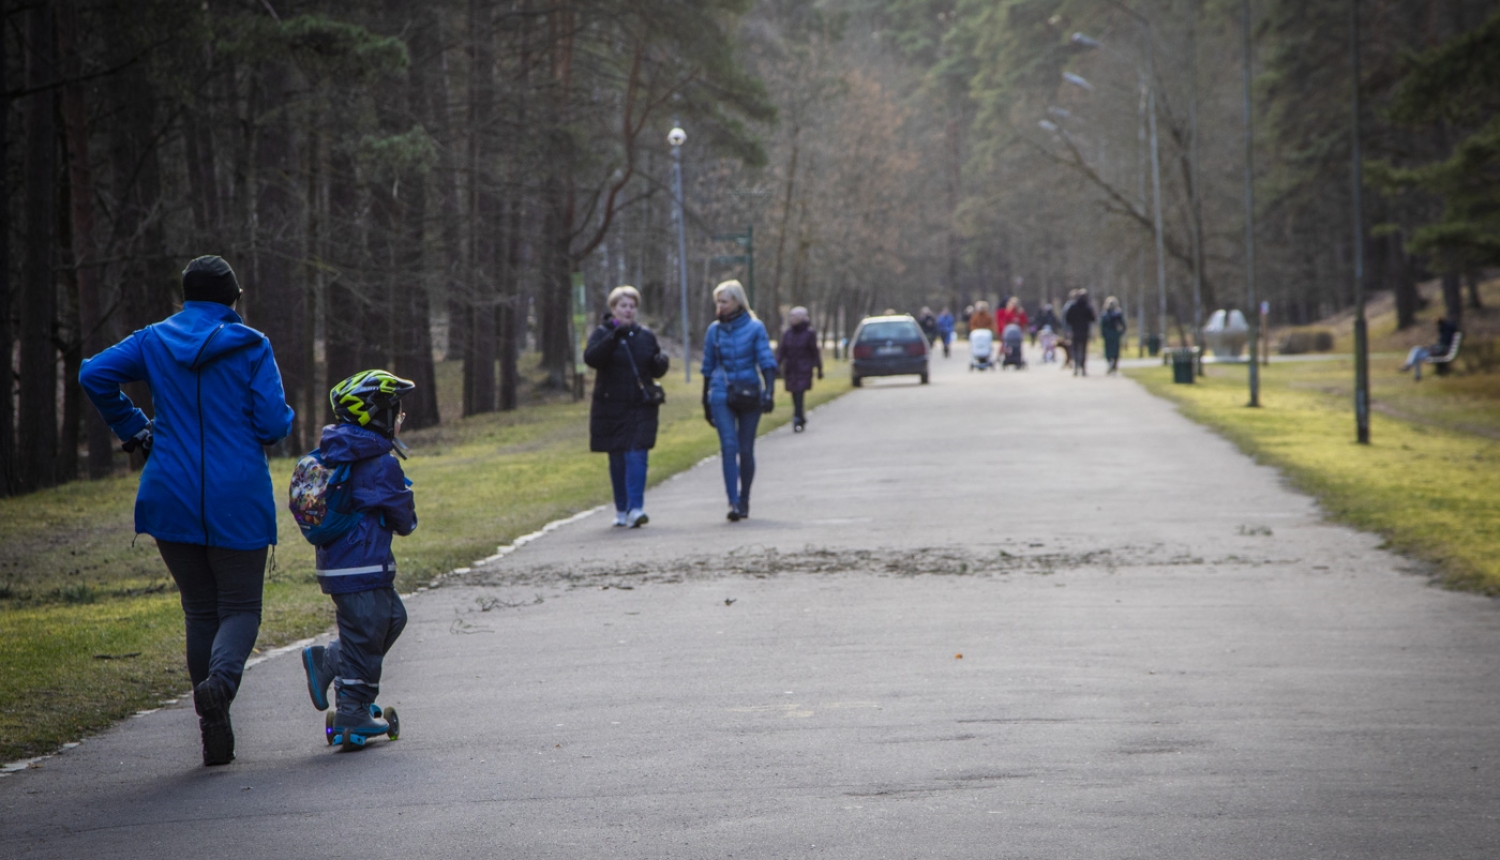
[851,375,862,388]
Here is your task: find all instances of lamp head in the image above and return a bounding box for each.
[667,127,686,147]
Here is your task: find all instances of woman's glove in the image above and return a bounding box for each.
[702,376,714,427]
[122,422,153,462]
[760,392,774,414]
[816,368,824,380]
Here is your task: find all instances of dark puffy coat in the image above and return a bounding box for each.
[776,322,823,393]
[1065,297,1097,341]
[79,301,294,549]
[584,322,669,452]
[314,423,417,595]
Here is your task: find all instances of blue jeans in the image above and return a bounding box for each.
[156,541,266,697]
[608,449,650,512]
[710,400,761,507]
[329,587,408,716]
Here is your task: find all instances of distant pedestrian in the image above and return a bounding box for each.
[702,280,777,521]
[996,297,1029,335]
[1100,296,1128,375]
[1398,316,1460,381]
[777,305,823,433]
[1034,302,1061,346]
[968,301,996,341]
[584,285,670,527]
[917,306,940,348]
[1039,325,1058,363]
[79,255,294,767]
[300,369,418,751]
[936,308,955,357]
[1065,289,1098,376]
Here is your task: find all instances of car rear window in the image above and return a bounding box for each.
[857,321,921,342]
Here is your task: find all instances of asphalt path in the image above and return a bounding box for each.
[6,346,1500,859]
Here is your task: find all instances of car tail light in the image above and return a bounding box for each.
[905,342,926,356]
[853,344,873,359]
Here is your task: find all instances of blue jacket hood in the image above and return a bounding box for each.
[320,423,395,464]
[154,302,264,369]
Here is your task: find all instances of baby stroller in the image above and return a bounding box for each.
[1001,323,1026,369]
[969,328,997,371]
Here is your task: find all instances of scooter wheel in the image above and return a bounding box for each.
[384,706,401,740]
[324,711,336,745]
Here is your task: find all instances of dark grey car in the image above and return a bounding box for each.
[850,315,930,387]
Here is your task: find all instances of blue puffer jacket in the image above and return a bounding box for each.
[314,423,417,595]
[701,310,777,403]
[79,302,294,550]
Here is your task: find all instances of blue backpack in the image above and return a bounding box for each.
[288,450,361,546]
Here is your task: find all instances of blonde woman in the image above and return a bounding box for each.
[584,286,669,527]
[701,280,777,521]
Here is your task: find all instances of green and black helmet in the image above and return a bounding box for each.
[330,369,415,437]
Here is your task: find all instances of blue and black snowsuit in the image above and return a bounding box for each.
[314,422,417,718]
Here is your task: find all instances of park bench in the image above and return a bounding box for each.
[1430,331,1464,376]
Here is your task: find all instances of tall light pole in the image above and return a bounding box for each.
[669,124,690,383]
[1350,0,1371,443]
[1071,31,1167,354]
[1242,0,1260,406]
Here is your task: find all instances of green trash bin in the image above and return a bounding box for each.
[1171,348,1195,384]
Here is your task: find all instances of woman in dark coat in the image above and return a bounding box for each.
[1064,289,1098,377]
[776,306,823,432]
[1099,296,1128,374]
[584,285,669,528]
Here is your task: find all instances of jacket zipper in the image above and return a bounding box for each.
[194,324,226,546]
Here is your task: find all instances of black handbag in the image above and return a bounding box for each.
[717,325,763,412]
[621,336,666,406]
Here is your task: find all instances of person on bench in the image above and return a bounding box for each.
[1398,316,1459,381]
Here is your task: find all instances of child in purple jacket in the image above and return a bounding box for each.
[300,370,417,750]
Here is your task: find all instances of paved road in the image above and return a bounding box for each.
[6,351,1500,859]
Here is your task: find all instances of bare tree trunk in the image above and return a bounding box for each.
[1465,270,1483,311]
[1389,231,1418,330]
[58,0,114,479]
[0,5,17,495]
[1440,272,1463,328]
[18,1,59,494]
[397,0,443,428]
[464,0,497,415]
[325,150,364,407]
[253,63,307,453]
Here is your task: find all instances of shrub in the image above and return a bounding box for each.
[1279,328,1336,354]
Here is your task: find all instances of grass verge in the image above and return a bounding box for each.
[1127,358,1500,592]
[0,358,851,763]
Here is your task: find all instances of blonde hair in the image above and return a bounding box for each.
[713,279,756,319]
[1006,297,1020,311]
[1104,295,1120,312]
[607,284,641,309]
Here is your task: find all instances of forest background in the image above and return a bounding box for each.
[1,0,1495,497]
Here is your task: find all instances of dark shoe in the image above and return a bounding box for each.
[793,417,806,432]
[739,490,750,518]
[302,645,333,711]
[727,505,742,522]
[193,677,235,766]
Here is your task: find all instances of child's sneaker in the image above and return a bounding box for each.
[329,703,395,750]
[302,645,334,711]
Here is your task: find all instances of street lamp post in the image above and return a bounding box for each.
[1242,0,1260,406]
[669,124,690,383]
[1350,0,1371,443]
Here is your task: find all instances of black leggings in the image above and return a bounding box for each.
[157,542,266,696]
[792,390,807,420]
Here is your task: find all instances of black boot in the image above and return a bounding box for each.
[739,486,751,518]
[193,676,235,766]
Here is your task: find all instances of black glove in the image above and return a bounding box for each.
[613,322,630,339]
[702,376,715,427]
[760,392,774,415]
[816,368,824,380]
[122,423,154,462]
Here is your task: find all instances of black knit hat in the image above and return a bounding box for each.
[182,256,241,306]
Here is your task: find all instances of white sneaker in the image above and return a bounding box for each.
[613,511,628,527]
[626,508,649,528]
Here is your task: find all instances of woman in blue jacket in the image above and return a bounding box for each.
[701,280,777,521]
[79,256,294,766]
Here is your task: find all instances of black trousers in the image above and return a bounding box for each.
[156,541,267,696]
